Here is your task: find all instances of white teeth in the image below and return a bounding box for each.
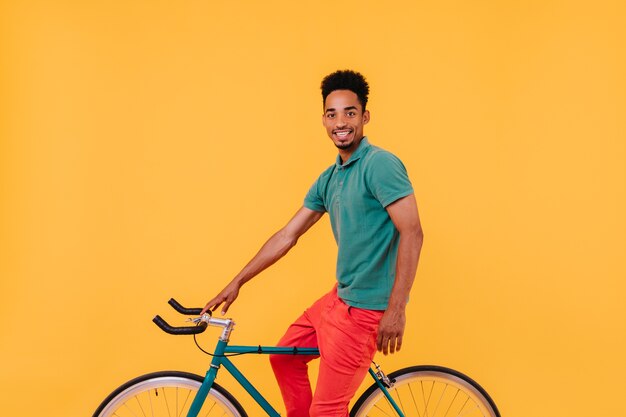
[336,131,350,137]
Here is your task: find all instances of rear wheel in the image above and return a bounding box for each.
[350,365,500,417]
[93,370,247,417]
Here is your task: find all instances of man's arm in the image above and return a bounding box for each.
[377,193,423,355]
[201,207,324,315]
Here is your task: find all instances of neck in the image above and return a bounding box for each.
[338,149,352,164]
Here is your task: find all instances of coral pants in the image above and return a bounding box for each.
[269,287,384,417]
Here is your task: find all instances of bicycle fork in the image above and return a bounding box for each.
[370,361,406,417]
[186,340,226,417]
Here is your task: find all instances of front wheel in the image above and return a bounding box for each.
[350,365,500,417]
[93,370,247,417]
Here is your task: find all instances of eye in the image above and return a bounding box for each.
[347,111,356,117]
[326,113,335,119]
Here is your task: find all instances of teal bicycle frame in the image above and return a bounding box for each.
[186,340,405,417]
[151,300,405,417]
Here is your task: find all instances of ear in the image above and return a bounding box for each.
[363,109,370,125]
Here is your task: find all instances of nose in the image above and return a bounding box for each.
[335,114,347,127]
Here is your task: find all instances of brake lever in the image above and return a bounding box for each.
[185,313,212,324]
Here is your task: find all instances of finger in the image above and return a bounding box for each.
[220,303,230,315]
[377,332,384,351]
[389,336,397,354]
[204,298,226,315]
[396,334,403,352]
[201,299,218,315]
[382,337,389,355]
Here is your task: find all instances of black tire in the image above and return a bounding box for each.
[350,365,500,417]
[93,370,247,417]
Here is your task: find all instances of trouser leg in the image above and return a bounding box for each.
[269,316,318,417]
[310,293,383,417]
[269,291,333,417]
[271,288,383,417]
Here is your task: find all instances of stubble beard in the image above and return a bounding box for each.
[335,140,354,150]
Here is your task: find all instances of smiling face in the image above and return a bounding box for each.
[322,89,370,157]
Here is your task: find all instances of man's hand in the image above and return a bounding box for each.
[376,307,406,355]
[201,280,241,316]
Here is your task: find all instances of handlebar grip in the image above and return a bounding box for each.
[153,315,207,335]
[168,298,204,316]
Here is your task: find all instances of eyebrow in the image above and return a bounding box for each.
[325,106,359,114]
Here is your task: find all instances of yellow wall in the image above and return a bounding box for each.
[1,1,625,416]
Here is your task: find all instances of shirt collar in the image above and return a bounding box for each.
[335,137,371,168]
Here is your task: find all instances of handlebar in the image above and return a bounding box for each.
[167,298,203,316]
[152,315,207,335]
[153,298,235,339]
[152,298,209,335]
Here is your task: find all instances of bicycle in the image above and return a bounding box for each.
[93,298,501,417]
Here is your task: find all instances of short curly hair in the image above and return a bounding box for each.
[320,70,370,111]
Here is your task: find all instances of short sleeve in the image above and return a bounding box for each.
[366,151,414,207]
[304,176,327,212]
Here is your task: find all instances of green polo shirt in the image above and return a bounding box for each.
[304,137,414,309]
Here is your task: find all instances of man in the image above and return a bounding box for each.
[201,70,423,417]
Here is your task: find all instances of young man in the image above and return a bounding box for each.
[202,70,423,417]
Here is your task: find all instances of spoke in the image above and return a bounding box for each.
[394,386,406,416]
[442,388,460,417]
[178,389,193,417]
[203,399,217,417]
[122,401,141,417]
[408,382,422,417]
[461,404,483,417]
[163,387,173,417]
[431,383,447,417]
[149,389,154,417]
[373,402,396,417]
[420,381,426,417]
[423,380,435,417]
[456,401,482,417]
[135,394,148,417]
